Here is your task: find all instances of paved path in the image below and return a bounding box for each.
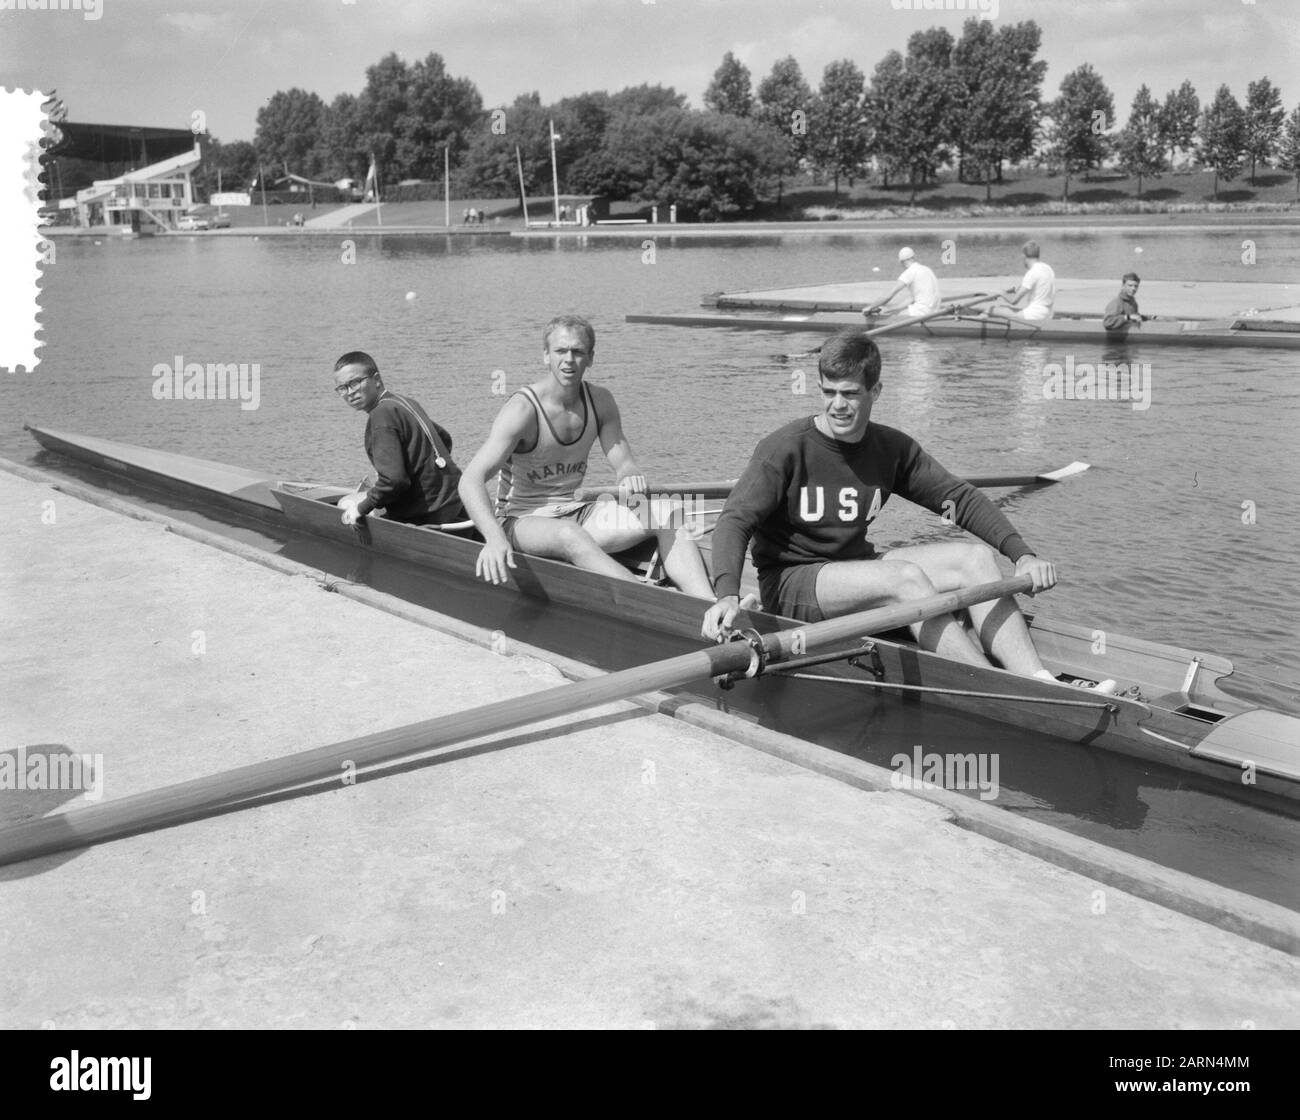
[305,203,379,228]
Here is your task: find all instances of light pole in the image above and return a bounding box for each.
[549,119,561,225]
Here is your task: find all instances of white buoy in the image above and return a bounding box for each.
[1134,247,1143,254]
[872,266,880,272]
[405,291,416,301]
[93,240,102,245]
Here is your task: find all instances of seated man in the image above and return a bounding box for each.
[459,315,714,597]
[702,330,1114,692]
[1103,272,1153,330]
[332,350,472,531]
[986,240,1055,322]
[864,246,942,319]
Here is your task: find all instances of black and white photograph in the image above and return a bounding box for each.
[0,0,1296,1054]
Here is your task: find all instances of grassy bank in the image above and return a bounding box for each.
[774,167,1300,222]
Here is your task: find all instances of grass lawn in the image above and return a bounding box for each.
[767,167,1300,219]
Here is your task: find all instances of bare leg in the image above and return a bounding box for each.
[815,559,993,667]
[510,516,641,582]
[883,542,1047,676]
[648,497,714,598]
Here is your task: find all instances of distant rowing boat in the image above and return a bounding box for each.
[25,424,1300,801]
[628,274,1300,350]
[626,309,1300,349]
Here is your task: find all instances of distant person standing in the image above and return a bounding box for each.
[986,241,1056,322]
[864,247,942,319]
[1103,272,1154,330]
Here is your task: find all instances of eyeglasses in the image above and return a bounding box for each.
[334,373,375,396]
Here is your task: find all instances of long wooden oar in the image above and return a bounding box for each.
[578,462,1089,503]
[800,293,999,357]
[0,577,1032,867]
[865,292,999,339]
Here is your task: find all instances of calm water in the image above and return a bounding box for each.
[7,226,1299,907]
[12,226,1300,680]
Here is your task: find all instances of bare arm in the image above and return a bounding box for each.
[592,387,646,497]
[458,396,534,583]
[866,281,906,315]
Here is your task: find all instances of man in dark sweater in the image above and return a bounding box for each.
[1102,272,1152,331]
[702,330,1112,688]
[333,351,470,530]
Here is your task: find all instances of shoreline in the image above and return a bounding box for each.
[42,209,1300,241]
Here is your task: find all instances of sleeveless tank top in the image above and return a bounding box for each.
[495,383,602,518]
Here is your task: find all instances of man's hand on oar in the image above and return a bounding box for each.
[1015,554,1058,594]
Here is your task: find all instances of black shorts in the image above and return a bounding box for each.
[759,562,829,623]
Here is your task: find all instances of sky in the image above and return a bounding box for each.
[0,0,1296,143]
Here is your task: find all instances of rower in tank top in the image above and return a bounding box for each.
[494,381,603,520]
[458,314,715,599]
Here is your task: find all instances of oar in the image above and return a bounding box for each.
[863,289,991,318]
[0,577,1032,867]
[799,293,1000,356]
[866,292,999,338]
[964,461,1091,487]
[579,462,1089,503]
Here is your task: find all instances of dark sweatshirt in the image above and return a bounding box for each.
[710,417,1033,599]
[1103,291,1141,330]
[358,392,467,525]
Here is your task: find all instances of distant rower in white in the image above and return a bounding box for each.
[864,246,943,319]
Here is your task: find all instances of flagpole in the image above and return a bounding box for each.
[549,119,560,225]
[444,144,450,229]
[515,144,529,227]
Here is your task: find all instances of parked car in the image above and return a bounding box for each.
[209,214,231,229]
[177,215,210,231]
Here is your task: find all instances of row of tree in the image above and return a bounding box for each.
[196,20,1300,218]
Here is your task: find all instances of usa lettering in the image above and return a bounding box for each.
[798,486,882,524]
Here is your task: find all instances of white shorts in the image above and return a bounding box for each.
[1021,305,1053,322]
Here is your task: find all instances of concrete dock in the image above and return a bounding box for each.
[1,467,1297,1029]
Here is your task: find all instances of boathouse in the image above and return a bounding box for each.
[44,120,201,232]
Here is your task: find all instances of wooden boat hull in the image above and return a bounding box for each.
[25,425,344,520]
[23,424,1300,798]
[626,310,1300,350]
[270,487,1300,799]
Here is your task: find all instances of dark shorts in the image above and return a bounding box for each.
[500,502,598,549]
[759,562,830,623]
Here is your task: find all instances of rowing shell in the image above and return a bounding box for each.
[23,425,1300,800]
[625,310,1300,350]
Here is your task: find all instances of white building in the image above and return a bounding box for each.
[75,142,202,232]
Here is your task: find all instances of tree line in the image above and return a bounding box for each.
[196,19,1300,218]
